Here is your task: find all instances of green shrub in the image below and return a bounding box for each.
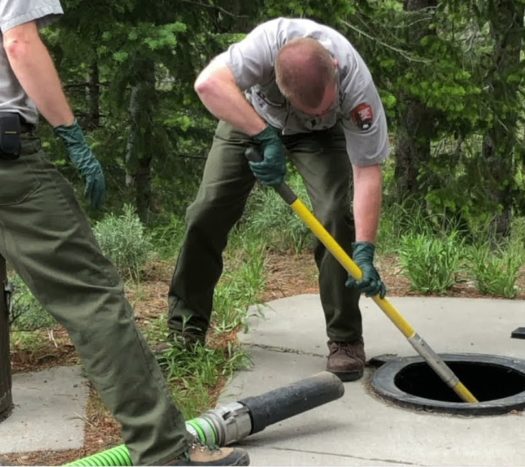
[93,204,153,280]
[469,243,524,298]
[399,231,463,294]
[8,276,56,331]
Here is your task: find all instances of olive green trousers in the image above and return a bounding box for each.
[0,134,191,465]
[168,121,362,343]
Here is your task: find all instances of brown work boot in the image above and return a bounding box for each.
[166,439,250,465]
[326,338,366,382]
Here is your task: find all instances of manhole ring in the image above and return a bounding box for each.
[371,353,525,415]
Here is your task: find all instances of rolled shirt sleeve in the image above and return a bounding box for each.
[0,0,63,33]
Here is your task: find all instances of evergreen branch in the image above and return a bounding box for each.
[179,0,248,19]
[339,19,431,63]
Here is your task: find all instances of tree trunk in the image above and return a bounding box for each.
[394,0,438,200]
[481,0,524,236]
[87,61,101,130]
[125,60,156,224]
[395,100,434,197]
[0,256,13,422]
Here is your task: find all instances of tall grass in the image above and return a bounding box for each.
[145,228,267,416]
[149,214,187,259]
[398,231,464,294]
[213,232,266,335]
[242,172,313,253]
[385,202,525,297]
[378,200,433,254]
[160,340,251,418]
[378,198,467,254]
[469,245,523,298]
[468,217,525,298]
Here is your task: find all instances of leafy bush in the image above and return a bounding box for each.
[93,204,153,280]
[8,276,56,331]
[399,231,463,294]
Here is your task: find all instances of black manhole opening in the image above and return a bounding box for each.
[371,353,525,415]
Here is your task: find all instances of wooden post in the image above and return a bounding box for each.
[0,255,13,421]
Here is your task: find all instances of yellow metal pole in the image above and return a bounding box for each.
[290,199,478,404]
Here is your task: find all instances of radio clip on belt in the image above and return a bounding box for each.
[0,112,21,160]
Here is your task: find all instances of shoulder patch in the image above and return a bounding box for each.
[351,103,373,130]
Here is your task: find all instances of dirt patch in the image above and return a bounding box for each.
[261,251,319,301]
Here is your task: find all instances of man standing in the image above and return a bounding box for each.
[167,17,388,382]
[0,1,249,464]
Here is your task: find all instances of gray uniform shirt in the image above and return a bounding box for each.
[215,17,389,166]
[0,0,63,124]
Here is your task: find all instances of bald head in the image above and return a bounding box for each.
[275,37,338,109]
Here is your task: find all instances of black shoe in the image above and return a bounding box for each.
[165,440,250,466]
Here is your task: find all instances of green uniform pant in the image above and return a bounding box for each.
[0,134,192,466]
[168,121,362,343]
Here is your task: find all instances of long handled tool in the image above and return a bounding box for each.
[246,148,478,404]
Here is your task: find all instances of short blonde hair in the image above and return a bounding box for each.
[275,37,337,108]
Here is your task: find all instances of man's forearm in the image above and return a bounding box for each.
[352,164,383,243]
[194,61,267,136]
[3,21,74,127]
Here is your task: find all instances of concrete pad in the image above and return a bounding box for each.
[221,294,525,466]
[0,366,88,454]
[242,294,525,359]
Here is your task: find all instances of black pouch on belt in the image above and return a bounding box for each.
[0,112,21,160]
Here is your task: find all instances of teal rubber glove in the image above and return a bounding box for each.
[54,120,106,209]
[345,241,387,298]
[249,125,286,186]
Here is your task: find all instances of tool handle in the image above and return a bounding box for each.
[244,146,264,163]
[244,146,297,204]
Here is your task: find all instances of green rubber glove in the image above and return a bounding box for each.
[249,125,286,186]
[54,120,106,209]
[345,241,387,298]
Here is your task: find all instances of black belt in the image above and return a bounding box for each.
[19,116,35,133]
[20,121,35,133]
